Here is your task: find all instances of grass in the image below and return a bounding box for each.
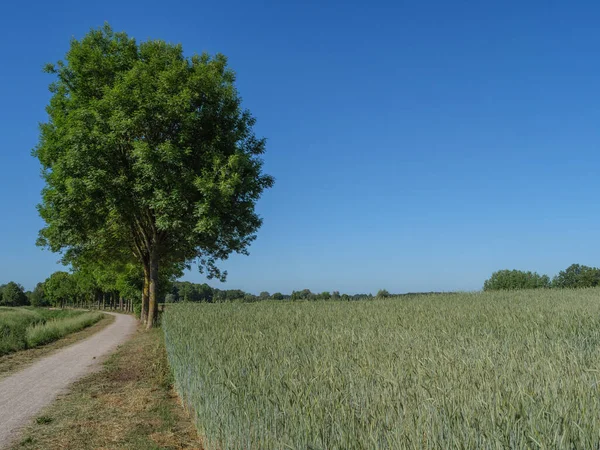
[163,289,600,449]
[0,308,103,355]
[0,314,114,379]
[25,311,104,347]
[15,325,202,450]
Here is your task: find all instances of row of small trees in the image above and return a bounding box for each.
[0,269,146,311]
[483,264,600,291]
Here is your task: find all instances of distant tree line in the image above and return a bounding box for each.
[0,266,152,311]
[483,264,600,291]
[164,282,383,303]
[2,276,406,308]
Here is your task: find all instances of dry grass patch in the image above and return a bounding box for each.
[0,314,114,379]
[14,325,201,450]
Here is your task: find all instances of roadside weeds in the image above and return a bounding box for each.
[14,325,202,450]
[0,314,115,380]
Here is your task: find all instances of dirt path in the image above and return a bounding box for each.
[0,312,137,448]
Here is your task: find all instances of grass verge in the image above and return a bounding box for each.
[25,311,104,347]
[14,326,202,450]
[0,314,115,379]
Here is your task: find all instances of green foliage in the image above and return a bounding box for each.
[290,289,314,301]
[376,289,390,298]
[35,24,273,327]
[172,281,215,302]
[1,282,29,306]
[271,292,284,300]
[43,272,77,306]
[30,282,49,307]
[483,269,551,291]
[0,308,95,355]
[164,290,600,449]
[25,311,103,347]
[552,263,600,288]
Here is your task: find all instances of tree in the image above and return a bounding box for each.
[319,291,331,300]
[30,282,49,307]
[35,24,273,328]
[1,282,28,306]
[271,292,284,300]
[376,289,390,298]
[483,269,551,291]
[331,291,341,300]
[552,264,600,288]
[259,291,270,299]
[291,289,313,301]
[44,272,74,307]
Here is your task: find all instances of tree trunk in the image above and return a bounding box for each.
[146,251,159,329]
[141,266,150,323]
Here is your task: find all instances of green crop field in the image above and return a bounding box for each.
[0,307,103,355]
[163,289,600,449]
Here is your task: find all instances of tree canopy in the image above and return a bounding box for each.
[35,24,273,327]
[552,264,600,288]
[0,282,28,306]
[483,270,551,291]
[483,264,600,291]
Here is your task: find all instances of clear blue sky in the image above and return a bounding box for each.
[1,1,599,294]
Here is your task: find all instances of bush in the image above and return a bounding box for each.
[483,270,550,291]
[377,289,390,298]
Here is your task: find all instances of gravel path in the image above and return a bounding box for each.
[0,312,137,448]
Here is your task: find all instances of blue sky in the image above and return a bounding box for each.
[1,1,600,293]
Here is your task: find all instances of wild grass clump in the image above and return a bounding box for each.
[25,311,104,347]
[0,308,45,355]
[163,289,600,449]
[0,308,102,355]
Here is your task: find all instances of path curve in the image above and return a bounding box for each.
[0,312,137,448]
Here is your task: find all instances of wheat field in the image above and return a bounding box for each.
[163,289,600,449]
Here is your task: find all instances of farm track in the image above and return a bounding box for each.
[0,312,136,448]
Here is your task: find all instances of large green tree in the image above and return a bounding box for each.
[35,24,273,327]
